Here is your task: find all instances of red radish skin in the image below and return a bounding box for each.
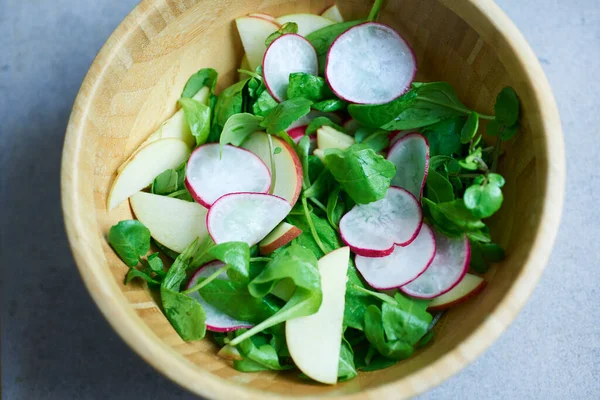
[427,275,487,311]
[387,133,430,199]
[263,34,318,102]
[185,144,271,208]
[325,22,417,105]
[288,126,307,141]
[186,261,253,332]
[388,130,415,148]
[401,232,470,299]
[355,224,436,290]
[339,187,423,257]
[259,225,303,255]
[207,192,292,246]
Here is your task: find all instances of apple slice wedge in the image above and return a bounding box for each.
[317,125,355,151]
[108,138,190,210]
[286,246,350,384]
[207,193,292,246]
[259,222,302,255]
[275,13,335,36]
[321,5,344,23]
[236,16,280,71]
[241,132,303,207]
[427,273,487,311]
[248,12,277,23]
[185,144,271,208]
[130,192,208,253]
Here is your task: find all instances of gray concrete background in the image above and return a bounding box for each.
[1,0,598,398]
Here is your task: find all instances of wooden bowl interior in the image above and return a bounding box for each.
[62,0,559,398]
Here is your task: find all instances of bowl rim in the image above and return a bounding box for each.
[61,0,565,398]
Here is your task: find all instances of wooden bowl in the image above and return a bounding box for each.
[61,0,565,398]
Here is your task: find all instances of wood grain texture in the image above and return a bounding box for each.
[61,0,565,398]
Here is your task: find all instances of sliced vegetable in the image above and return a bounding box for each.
[355,224,436,289]
[263,34,319,101]
[427,273,486,311]
[401,231,470,299]
[207,193,292,246]
[185,144,271,207]
[386,133,430,199]
[326,22,416,104]
[321,5,344,23]
[236,17,280,71]
[259,222,302,255]
[339,186,423,256]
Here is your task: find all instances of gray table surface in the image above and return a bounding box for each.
[1,0,599,398]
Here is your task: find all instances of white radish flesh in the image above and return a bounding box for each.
[339,187,423,257]
[355,224,436,289]
[207,193,292,246]
[263,34,318,102]
[186,261,253,332]
[326,22,416,104]
[185,144,271,208]
[387,133,429,199]
[401,231,470,299]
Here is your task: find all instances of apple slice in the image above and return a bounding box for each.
[241,132,303,207]
[217,344,243,361]
[321,5,344,23]
[387,133,429,199]
[263,34,318,101]
[286,246,350,384]
[313,148,325,162]
[185,144,271,208]
[236,16,280,71]
[275,13,335,36]
[326,22,417,104]
[186,261,254,332]
[427,273,487,311]
[401,232,470,299]
[130,192,208,253]
[108,138,190,210]
[259,222,302,255]
[339,187,423,257]
[239,54,251,80]
[207,193,292,246]
[355,224,436,289]
[317,125,355,151]
[248,12,277,23]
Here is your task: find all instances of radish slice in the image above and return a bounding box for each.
[339,187,423,257]
[263,34,318,102]
[355,224,436,289]
[185,144,271,208]
[388,130,414,147]
[401,231,470,299]
[326,22,416,105]
[387,133,429,199]
[186,261,253,332]
[207,192,292,246]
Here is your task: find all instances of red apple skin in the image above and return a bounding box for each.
[248,13,278,24]
[427,280,487,311]
[276,138,303,208]
[259,226,303,255]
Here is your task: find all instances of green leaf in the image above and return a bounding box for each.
[228,245,322,346]
[252,89,278,117]
[499,123,519,140]
[151,169,179,195]
[425,169,454,203]
[464,174,504,218]
[304,169,335,201]
[125,268,160,285]
[287,212,342,259]
[219,113,264,151]
[178,97,211,145]
[458,147,484,171]
[358,354,397,371]
[297,135,312,188]
[160,287,206,341]
[354,127,389,153]
[324,144,396,204]
[343,261,379,331]
[144,253,165,275]
[210,79,248,142]
[337,338,358,381]
[312,99,347,112]
[236,332,293,371]
[326,187,345,230]
[181,68,218,98]
[265,22,298,47]
[260,98,313,135]
[306,116,345,135]
[287,72,332,102]
[461,112,479,144]
[108,220,151,267]
[421,117,463,156]
[494,87,519,126]
[233,357,272,372]
[208,241,251,282]
[364,305,413,359]
[487,119,518,140]
[161,238,202,291]
[436,199,486,231]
